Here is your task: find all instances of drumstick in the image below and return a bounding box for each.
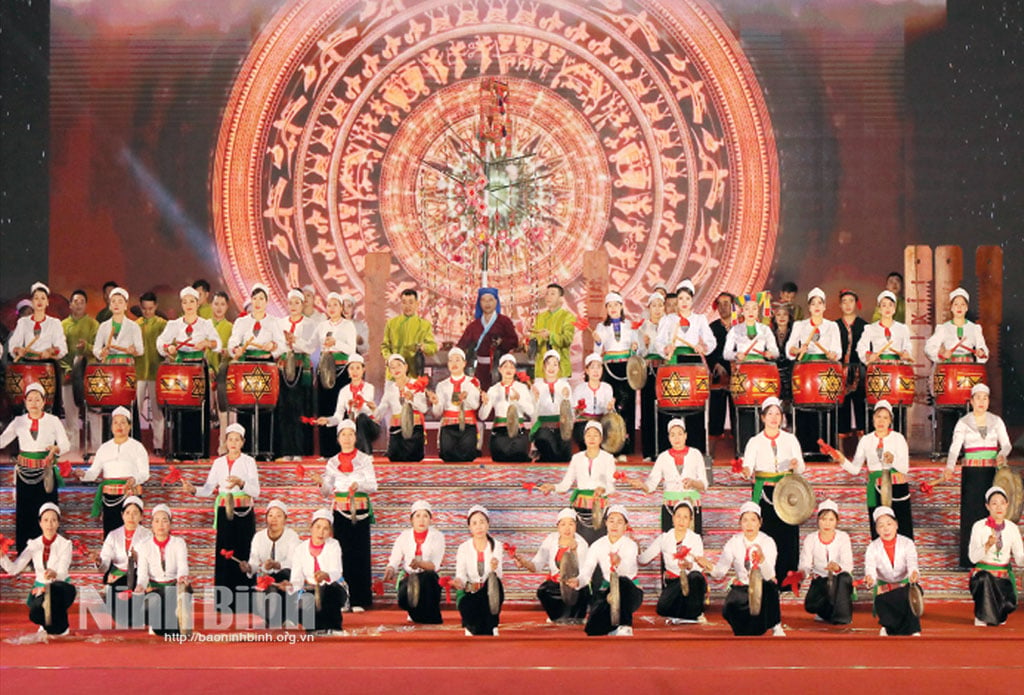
[740,336,762,360]
[944,337,979,359]
[867,339,894,364]
[13,334,41,362]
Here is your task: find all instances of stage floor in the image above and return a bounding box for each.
[2,601,1021,693]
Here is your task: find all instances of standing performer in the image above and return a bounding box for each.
[864,506,922,636]
[94,287,144,364]
[192,279,213,319]
[638,500,708,624]
[857,290,913,432]
[135,504,192,636]
[241,500,301,629]
[428,348,481,462]
[301,286,326,325]
[318,353,379,456]
[381,288,438,378]
[283,509,347,634]
[276,288,316,460]
[510,508,590,624]
[637,292,667,460]
[228,283,285,459]
[457,288,519,392]
[79,405,150,537]
[313,419,377,611]
[698,502,785,636]
[655,279,716,454]
[798,500,855,625]
[925,287,990,452]
[740,397,806,590]
[771,302,795,410]
[836,290,867,451]
[156,286,221,460]
[135,292,167,456]
[0,503,77,636]
[1,384,71,550]
[479,354,535,462]
[453,505,505,636]
[707,292,735,456]
[208,291,234,455]
[93,496,152,627]
[833,400,914,540]
[571,504,643,636]
[591,292,637,458]
[10,283,68,423]
[629,418,707,533]
[946,383,1011,567]
[968,486,1023,626]
[62,289,99,451]
[182,423,260,609]
[316,292,358,458]
[571,354,615,451]
[383,500,446,625]
[530,283,576,378]
[342,294,369,357]
[871,272,906,323]
[540,421,616,545]
[379,354,428,462]
[723,294,780,453]
[785,287,841,455]
[531,350,573,462]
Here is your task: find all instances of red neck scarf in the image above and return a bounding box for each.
[337,449,357,473]
[669,447,689,468]
[986,517,1005,554]
[125,528,135,552]
[882,536,897,566]
[413,529,428,557]
[310,541,324,573]
[41,534,56,565]
[185,320,195,337]
[29,415,41,435]
[289,318,301,333]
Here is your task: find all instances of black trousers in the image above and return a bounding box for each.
[297,583,346,632]
[353,412,380,455]
[276,370,313,457]
[603,362,634,455]
[759,488,800,590]
[874,585,921,635]
[333,511,373,609]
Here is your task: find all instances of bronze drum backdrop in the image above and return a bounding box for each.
[212,0,778,340]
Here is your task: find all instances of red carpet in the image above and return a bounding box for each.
[2,602,1021,693]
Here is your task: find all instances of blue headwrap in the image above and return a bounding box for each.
[474,288,501,320]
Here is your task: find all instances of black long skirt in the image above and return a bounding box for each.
[398,571,444,624]
[276,370,313,457]
[585,578,643,635]
[143,584,194,636]
[296,582,346,632]
[490,426,530,462]
[533,427,572,462]
[353,412,380,455]
[387,425,424,462]
[722,582,782,636]
[970,571,1017,626]
[15,475,58,551]
[656,573,707,620]
[803,573,854,624]
[759,488,800,590]
[537,579,590,621]
[640,366,671,459]
[439,424,479,462]
[602,362,634,455]
[458,578,504,635]
[317,369,350,458]
[100,491,127,538]
[959,467,997,567]
[333,510,373,609]
[874,584,921,635]
[27,581,77,635]
[213,507,256,610]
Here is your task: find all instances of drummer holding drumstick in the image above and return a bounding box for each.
[785,287,841,456]
[857,290,913,432]
[724,295,780,452]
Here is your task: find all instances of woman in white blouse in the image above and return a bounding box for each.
[512,508,590,624]
[384,500,446,625]
[798,500,854,625]
[283,509,346,635]
[242,499,301,629]
[453,505,505,636]
[864,505,921,636]
[135,504,191,636]
[0,503,76,636]
[968,486,1024,627]
[541,420,616,545]
[639,500,707,624]
[79,405,150,537]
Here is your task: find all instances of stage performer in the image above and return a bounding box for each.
[946,383,1011,567]
[276,288,316,460]
[428,347,481,462]
[92,495,152,627]
[479,353,535,462]
[384,500,446,625]
[241,499,301,629]
[156,286,221,460]
[530,283,575,378]
[836,289,867,449]
[381,288,437,378]
[740,397,805,591]
[510,508,591,624]
[864,506,922,636]
[785,287,841,455]
[94,287,143,364]
[315,292,358,458]
[181,422,260,609]
[1,383,71,551]
[697,501,785,636]
[283,509,347,635]
[312,419,376,611]
[540,420,616,545]
[723,293,780,453]
[531,350,573,462]
[453,505,505,636]
[637,291,668,460]
[318,353,378,456]
[0,503,76,636]
[968,486,1023,627]
[379,354,428,462]
[60,289,99,452]
[857,290,913,431]
[770,302,795,408]
[589,292,637,458]
[628,418,707,533]
[135,504,192,636]
[457,287,518,392]
[79,405,150,537]
[798,499,855,625]
[208,291,234,455]
[707,292,735,456]
[638,500,708,624]
[9,281,68,370]
[135,292,167,456]
[571,354,615,451]
[570,504,642,636]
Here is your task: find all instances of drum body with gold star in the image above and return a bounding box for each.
[4,360,57,408]
[864,362,915,407]
[791,361,844,408]
[84,363,137,408]
[156,363,207,408]
[225,361,280,409]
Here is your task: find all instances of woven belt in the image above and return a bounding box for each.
[752,472,785,505]
[441,410,477,426]
[390,412,425,427]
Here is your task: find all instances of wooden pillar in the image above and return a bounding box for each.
[934,246,963,325]
[905,245,933,453]
[977,246,1003,413]
[363,252,392,388]
[581,249,609,357]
